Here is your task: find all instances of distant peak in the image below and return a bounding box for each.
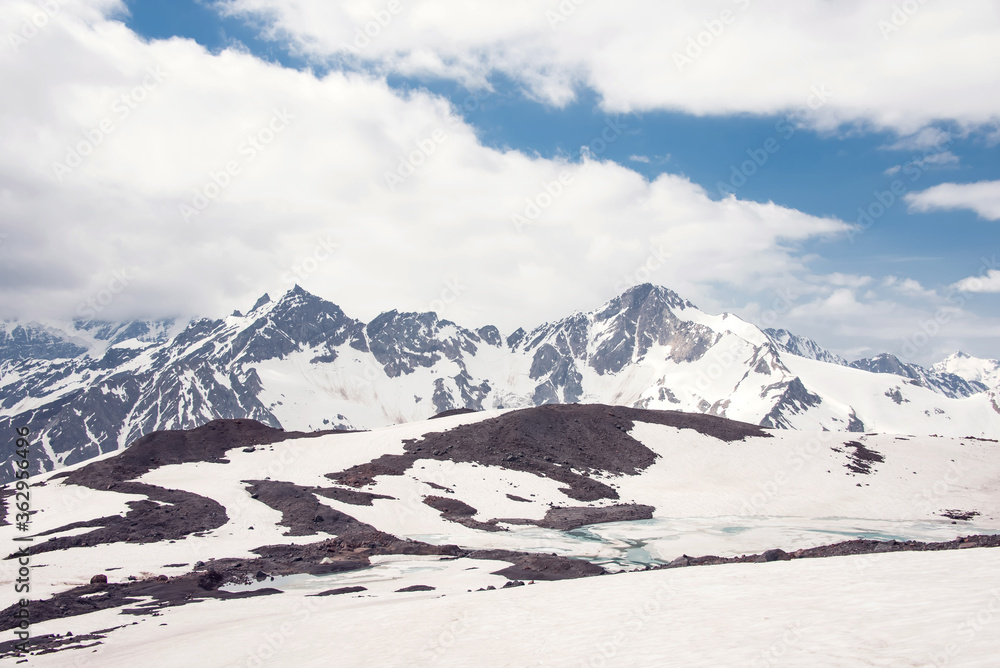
[250,293,271,311]
[615,283,694,311]
[280,284,323,302]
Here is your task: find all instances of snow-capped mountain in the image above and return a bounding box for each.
[2,284,999,482]
[0,319,177,363]
[0,322,89,362]
[764,328,848,366]
[849,353,988,399]
[934,352,1000,391]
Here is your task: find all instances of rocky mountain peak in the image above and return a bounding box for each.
[250,293,271,311]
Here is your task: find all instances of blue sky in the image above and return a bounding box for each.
[2,0,998,364]
[121,0,999,299]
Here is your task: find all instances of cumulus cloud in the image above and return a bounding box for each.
[905,181,1000,221]
[953,270,1000,294]
[217,0,1000,134]
[883,276,937,300]
[0,0,852,333]
[2,0,997,365]
[882,127,956,151]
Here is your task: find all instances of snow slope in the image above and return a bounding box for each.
[936,351,1000,391]
[12,548,1000,668]
[2,405,999,665]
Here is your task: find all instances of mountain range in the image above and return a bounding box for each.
[1,283,998,482]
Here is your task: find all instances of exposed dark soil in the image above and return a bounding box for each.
[329,454,417,489]
[506,494,531,503]
[331,404,769,502]
[395,584,436,592]
[245,479,400,541]
[429,408,479,420]
[842,441,886,475]
[18,483,228,558]
[6,531,1000,643]
[941,510,981,521]
[423,495,506,532]
[0,570,282,635]
[0,534,601,634]
[426,482,453,492]
[0,624,134,659]
[655,533,1000,571]
[310,586,368,597]
[57,419,351,490]
[466,549,607,581]
[500,504,656,531]
[14,420,356,558]
[315,487,395,506]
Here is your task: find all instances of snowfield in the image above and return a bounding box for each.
[1,405,999,666]
[8,550,1000,668]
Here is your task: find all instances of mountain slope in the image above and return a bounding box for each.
[849,352,987,399]
[2,407,999,664]
[2,284,999,481]
[934,351,1000,391]
[764,327,848,365]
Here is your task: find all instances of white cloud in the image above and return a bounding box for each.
[752,283,1000,365]
[0,0,851,333]
[883,151,959,180]
[218,0,1000,135]
[882,275,937,299]
[822,273,872,289]
[906,181,1000,220]
[893,278,938,300]
[3,0,996,365]
[953,270,1000,294]
[882,127,954,151]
